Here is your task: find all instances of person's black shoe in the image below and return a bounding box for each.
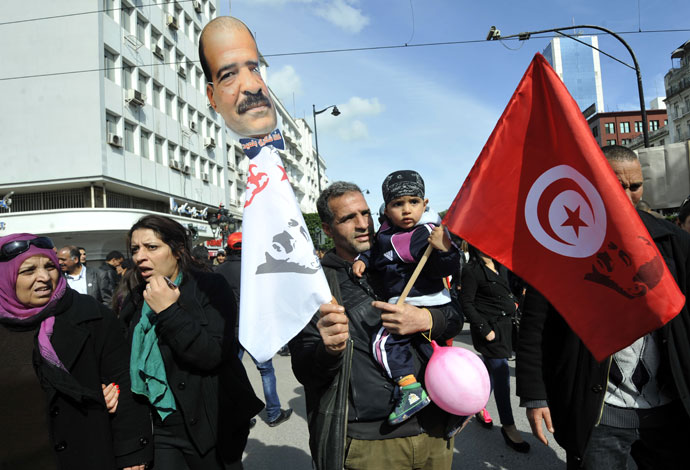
[501,427,530,453]
[249,418,257,429]
[277,346,290,356]
[268,408,293,427]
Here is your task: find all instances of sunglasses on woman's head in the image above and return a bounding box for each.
[0,237,55,262]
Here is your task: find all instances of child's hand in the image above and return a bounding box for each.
[352,260,366,277]
[428,225,451,252]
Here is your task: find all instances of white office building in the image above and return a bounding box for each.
[0,1,325,259]
[543,35,605,114]
[665,39,690,143]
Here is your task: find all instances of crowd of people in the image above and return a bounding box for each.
[1,13,688,470]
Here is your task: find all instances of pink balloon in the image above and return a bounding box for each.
[424,341,490,416]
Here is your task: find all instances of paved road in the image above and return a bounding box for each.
[241,326,568,470]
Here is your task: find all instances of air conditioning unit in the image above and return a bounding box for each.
[193,0,202,13]
[201,172,210,182]
[107,133,123,148]
[153,44,164,60]
[177,65,187,78]
[125,88,146,106]
[169,159,181,170]
[190,121,197,132]
[183,164,191,174]
[166,15,179,30]
[204,137,216,149]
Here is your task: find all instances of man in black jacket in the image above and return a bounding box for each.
[58,246,113,306]
[290,182,463,470]
[516,146,690,469]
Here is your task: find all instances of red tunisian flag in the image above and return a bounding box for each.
[443,53,684,361]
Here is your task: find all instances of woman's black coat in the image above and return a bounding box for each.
[4,288,154,469]
[121,270,263,463]
[460,260,518,358]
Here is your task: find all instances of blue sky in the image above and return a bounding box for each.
[223,0,689,213]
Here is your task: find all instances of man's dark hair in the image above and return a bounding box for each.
[191,244,210,261]
[679,202,690,224]
[105,250,125,261]
[316,181,362,225]
[601,145,638,162]
[63,246,81,262]
[77,246,86,252]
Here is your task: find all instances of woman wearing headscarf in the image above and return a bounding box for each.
[119,215,262,470]
[0,233,152,469]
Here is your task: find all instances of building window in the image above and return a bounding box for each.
[120,6,132,33]
[104,49,117,81]
[620,122,630,133]
[164,41,173,68]
[104,0,115,19]
[621,138,631,145]
[140,130,150,158]
[634,121,643,133]
[151,29,161,49]
[665,119,668,126]
[138,71,149,95]
[177,100,184,123]
[106,112,119,136]
[155,137,164,164]
[136,16,147,45]
[606,139,616,145]
[650,120,659,131]
[124,122,135,152]
[153,83,163,111]
[168,143,177,163]
[191,154,199,177]
[122,61,134,89]
[605,122,615,134]
[591,126,598,137]
[166,92,174,117]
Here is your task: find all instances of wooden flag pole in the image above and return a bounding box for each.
[396,244,434,305]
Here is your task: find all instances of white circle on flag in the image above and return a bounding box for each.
[524,165,606,258]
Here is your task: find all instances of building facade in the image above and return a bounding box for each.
[665,39,690,143]
[543,35,605,114]
[588,109,668,148]
[0,0,324,259]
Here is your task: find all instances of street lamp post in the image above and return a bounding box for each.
[488,25,650,148]
[312,104,341,193]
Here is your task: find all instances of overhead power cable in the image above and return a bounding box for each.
[0,0,199,27]
[1,28,689,82]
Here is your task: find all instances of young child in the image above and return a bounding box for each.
[353,170,460,425]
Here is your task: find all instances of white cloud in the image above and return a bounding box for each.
[235,0,369,33]
[314,0,370,33]
[318,96,384,142]
[268,65,303,103]
[340,96,384,116]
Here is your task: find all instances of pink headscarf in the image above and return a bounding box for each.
[0,233,68,369]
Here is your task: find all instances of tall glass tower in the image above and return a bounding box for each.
[543,36,605,113]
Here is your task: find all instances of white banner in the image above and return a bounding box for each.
[238,135,331,363]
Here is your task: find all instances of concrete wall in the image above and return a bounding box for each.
[0,1,103,183]
[637,141,690,208]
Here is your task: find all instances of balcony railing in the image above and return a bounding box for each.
[0,188,167,214]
